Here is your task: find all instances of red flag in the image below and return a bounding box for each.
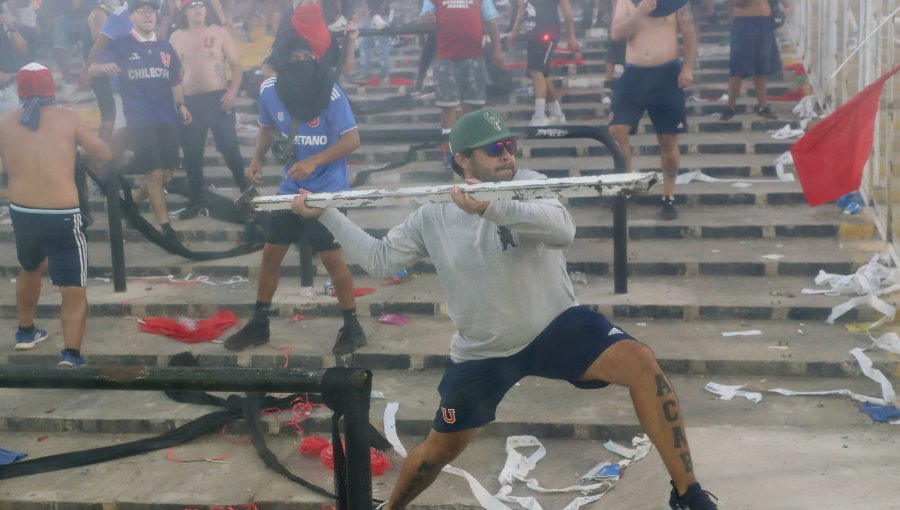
[790,64,900,206]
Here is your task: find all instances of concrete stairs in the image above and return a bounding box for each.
[1,5,898,510]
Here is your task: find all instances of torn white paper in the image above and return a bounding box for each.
[603,434,651,468]
[704,382,764,403]
[721,330,763,337]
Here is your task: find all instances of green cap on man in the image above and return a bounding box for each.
[448,109,518,176]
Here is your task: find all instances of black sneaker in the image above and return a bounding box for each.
[224,320,270,351]
[669,482,719,509]
[178,203,209,220]
[333,321,367,355]
[756,105,778,120]
[719,107,736,122]
[660,196,678,221]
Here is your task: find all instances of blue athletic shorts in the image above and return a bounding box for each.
[265,209,342,253]
[610,60,687,136]
[729,16,782,78]
[10,204,88,287]
[432,306,633,432]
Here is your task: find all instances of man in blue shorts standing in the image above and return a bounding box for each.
[89,0,192,242]
[222,43,367,355]
[719,0,781,121]
[0,63,111,366]
[610,0,697,221]
[291,109,720,510]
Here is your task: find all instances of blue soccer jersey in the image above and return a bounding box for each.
[257,78,357,195]
[99,31,182,127]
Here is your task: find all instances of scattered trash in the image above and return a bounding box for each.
[761,254,786,260]
[378,314,410,326]
[704,382,763,403]
[721,330,762,337]
[768,124,805,139]
[802,253,900,329]
[569,271,589,285]
[0,447,27,465]
[384,269,412,285]
[165,448,227,464]
[603,434,651,468]
[299,286,317,300]
[291,314,307,322]
[36,435,49,442]
[859,403,900,423]
[579,461,621,482]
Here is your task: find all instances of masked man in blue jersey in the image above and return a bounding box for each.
[88,0,192,243]
[222,37,367,356]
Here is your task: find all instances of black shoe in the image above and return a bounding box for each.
[660,196,678,221]
[756,105,778,120]
[719,107,736,122]
[224,320,270,351]
[333,321,367,355]
[178,203,208,220]
[669,481,719,510]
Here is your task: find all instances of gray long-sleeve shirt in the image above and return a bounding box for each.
[318,169,579,361]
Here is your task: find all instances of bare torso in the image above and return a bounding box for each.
[733,0,772,17]
[0,107,110,208]
[170,24,230,95]
[621,1,680,66]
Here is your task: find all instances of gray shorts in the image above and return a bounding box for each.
[434,57,486,108]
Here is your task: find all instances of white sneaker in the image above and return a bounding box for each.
[328,15,349,32]
[529,115,550,127]
[549,113,567,124]
[371,14,389,29]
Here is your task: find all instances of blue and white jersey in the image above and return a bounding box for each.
[99,30,182,126]
[258,78,357,195]
[100,4,132,40]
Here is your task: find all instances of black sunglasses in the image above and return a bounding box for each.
[480,139,516,157]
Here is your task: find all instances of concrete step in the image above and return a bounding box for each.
[1,314,894,377]
[0,270,883,323]
[0,371,884,438]
[3,421,895,510]
[0,232,872,280]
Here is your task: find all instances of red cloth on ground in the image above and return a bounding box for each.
[138,310,238,343]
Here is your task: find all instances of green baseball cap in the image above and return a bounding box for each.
[449,108,518,156]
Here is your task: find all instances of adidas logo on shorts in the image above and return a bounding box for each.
[607,327,624,336]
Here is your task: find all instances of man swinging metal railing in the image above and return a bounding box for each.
[281,124,647,294]
[103,124,649,293]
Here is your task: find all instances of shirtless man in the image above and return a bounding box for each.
[719,0,781,121]
[170,0,248,219]
[0,63,111,366]
[610,0,697,220]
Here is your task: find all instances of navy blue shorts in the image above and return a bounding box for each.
[526,35,556,76]
[10,204,88,287]
[610,60,687,136]
[265,209,342,252]
[128,123,181,173]
[730,16,782,78]
[432,306,633,432]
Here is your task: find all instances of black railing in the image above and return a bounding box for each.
[0,365,373,510]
